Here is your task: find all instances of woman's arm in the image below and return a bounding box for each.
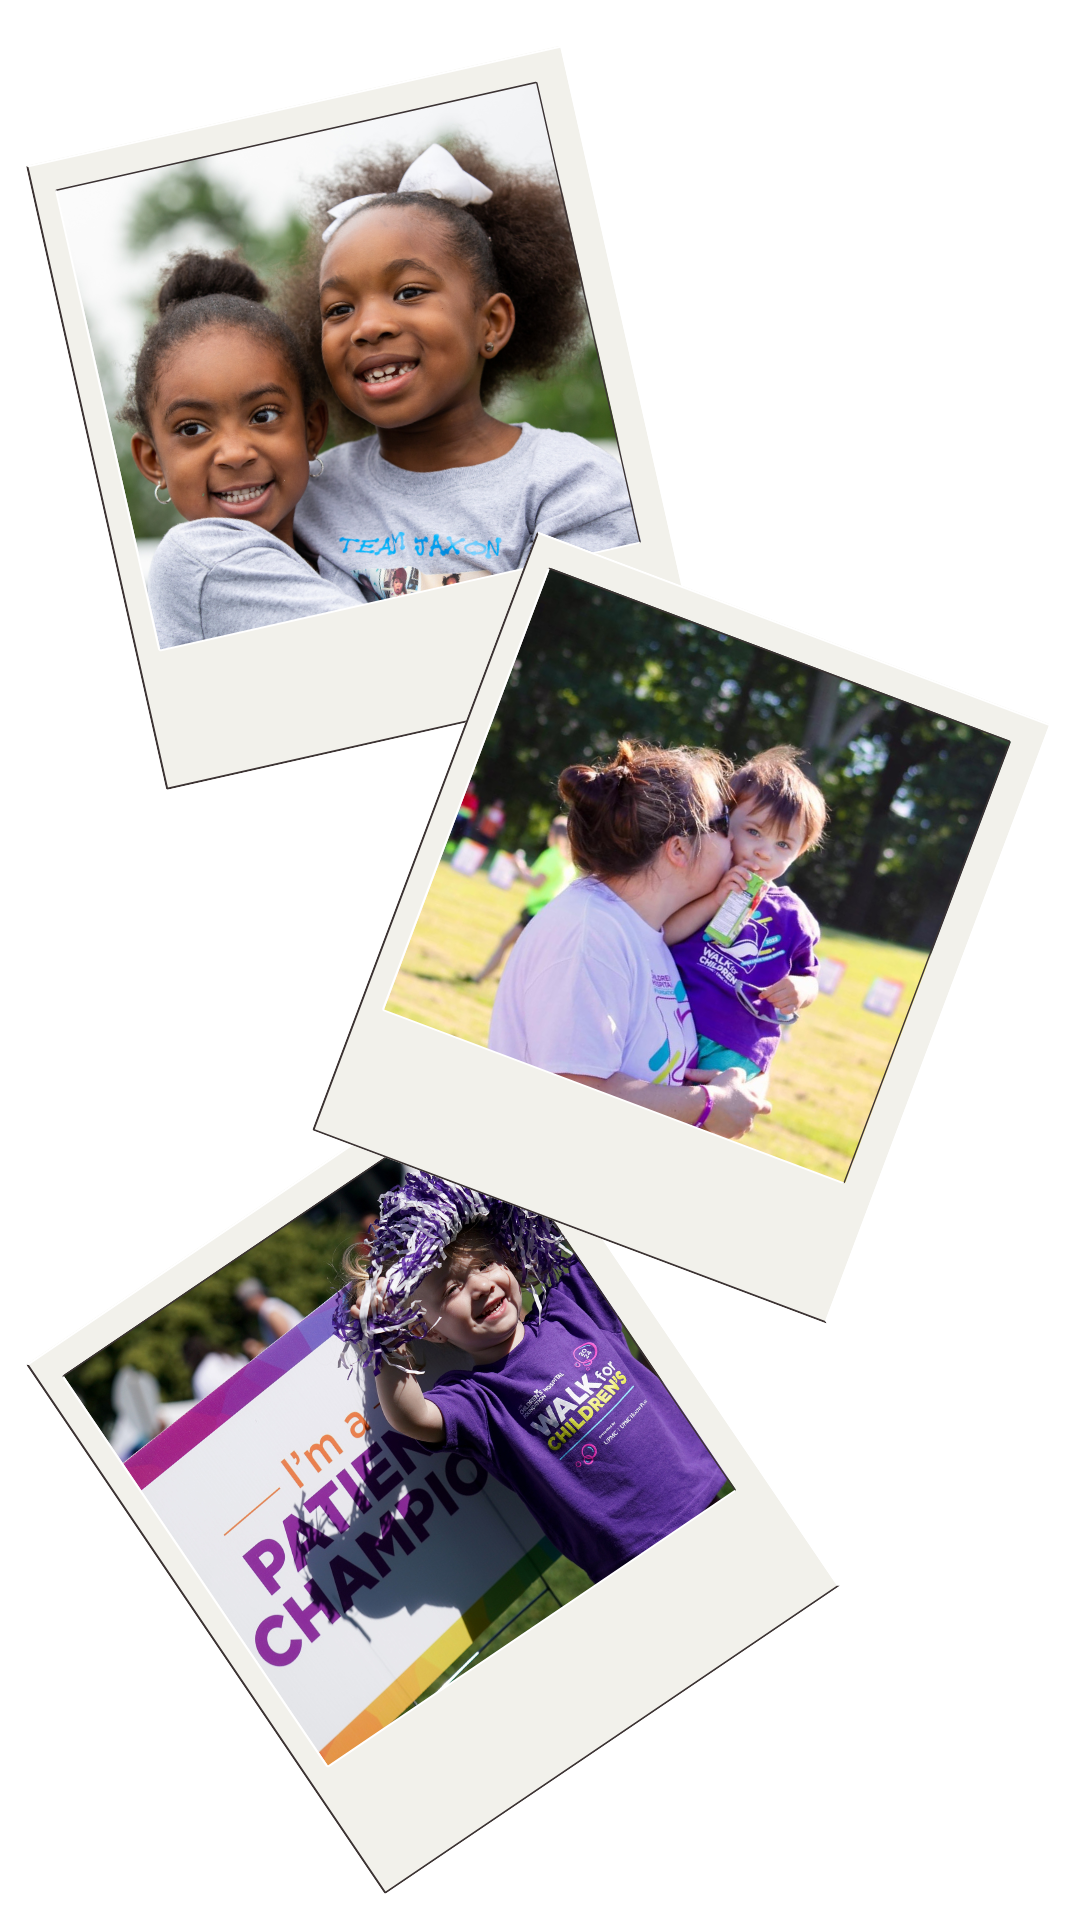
[375,1354,446,1445]
[663,864,756,947]
[559,1065,770,1140]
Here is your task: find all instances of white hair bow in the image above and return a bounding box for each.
[321,143,493,245]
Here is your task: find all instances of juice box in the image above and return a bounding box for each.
[704,872,769,947]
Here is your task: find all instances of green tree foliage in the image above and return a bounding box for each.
[470,573,1008,948]
[125,165,311,284]
[68,1213,362,1433]
[493,333,616,441]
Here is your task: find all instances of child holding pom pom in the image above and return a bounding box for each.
[333,1171,724,1584]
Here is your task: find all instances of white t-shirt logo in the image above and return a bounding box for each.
[647,974,694,1083]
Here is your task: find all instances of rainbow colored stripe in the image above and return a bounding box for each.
[320,1537,560,1762]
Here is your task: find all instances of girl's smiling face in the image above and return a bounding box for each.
[131,328,327,543]
[319,205,515,433]
[415,1250,525,1363]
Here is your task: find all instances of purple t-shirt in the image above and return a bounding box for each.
[424,1263,725,1582]
[670,883,820,1073]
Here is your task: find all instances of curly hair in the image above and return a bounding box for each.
[119,251,319,437]
[558,740,735,880]
[280,140,588,435]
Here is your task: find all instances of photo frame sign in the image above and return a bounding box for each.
[31,1147,834,1886]
[29,52,674,786]
[314,538,1044,1320]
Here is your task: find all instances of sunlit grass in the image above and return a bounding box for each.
[388,863,927,1181]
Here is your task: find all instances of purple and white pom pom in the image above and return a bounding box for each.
[330,1168,572,1370]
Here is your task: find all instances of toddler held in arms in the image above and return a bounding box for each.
[332,1171,725,1584]
[665,748,827,1083]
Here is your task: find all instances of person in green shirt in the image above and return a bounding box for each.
[471,817,575,984]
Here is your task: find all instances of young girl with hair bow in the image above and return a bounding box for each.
[284,143,637,600]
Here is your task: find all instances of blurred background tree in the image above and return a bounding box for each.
[111,162,615,538]
[470,573,1008,950]
[69,1161,400,1435]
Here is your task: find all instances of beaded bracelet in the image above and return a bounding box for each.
[693,1085,715,1129]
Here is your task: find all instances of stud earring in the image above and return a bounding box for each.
[153,481,171,505]
[484,342,495,353]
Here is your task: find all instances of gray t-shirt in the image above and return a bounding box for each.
[293,424,637,598]
[147,517,363,649]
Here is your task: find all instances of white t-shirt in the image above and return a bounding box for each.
[147,518,364,647]
[258,1297,303,1344]
[191,1352,248,1400]
[293,425,637,596]
[487,877,698,1085]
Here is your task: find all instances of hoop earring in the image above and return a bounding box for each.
[153,481,171,505]
[310,454,325,478]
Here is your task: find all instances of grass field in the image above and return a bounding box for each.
[388,862,928,1181]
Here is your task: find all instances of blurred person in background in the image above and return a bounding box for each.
[471,816,575,983]
[235,1278,303,1356]
[451,779,480,848]
[182,1334,248,1400]
[467,797,506,853]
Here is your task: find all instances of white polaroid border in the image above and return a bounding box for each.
[315,537,1045,1321]
[32,1145,833,1887]
[29,52,675,787]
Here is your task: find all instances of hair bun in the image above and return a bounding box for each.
[557,764,600,808]
[157,250,268,316]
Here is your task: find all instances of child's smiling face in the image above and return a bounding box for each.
[319,205,515,433]
[415,1247,525,1363]
[730,800,806,883]
[131,329,326,541]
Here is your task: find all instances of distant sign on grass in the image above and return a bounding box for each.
[450,839,488,877]
[863,976,905,1017]
[817,956,847,996]
[488,851,518,890]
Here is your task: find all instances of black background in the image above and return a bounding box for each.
[27,56,1037,1889]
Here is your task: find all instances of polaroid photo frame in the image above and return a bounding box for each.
[315,537,1045,1320]
[29,52,674,786]
[31,1146,833,1886]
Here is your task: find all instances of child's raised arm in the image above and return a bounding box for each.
[663,863,757,947]
[352,1278,447,1444]
[375,1356,446,1446]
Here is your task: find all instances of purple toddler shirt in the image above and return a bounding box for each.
[670,883,820,1073]
[424,1263,725,1583]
